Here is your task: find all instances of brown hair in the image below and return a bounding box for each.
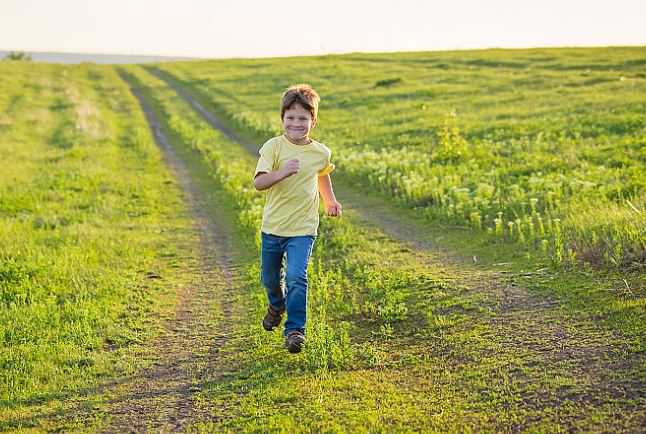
[280,84,320,124]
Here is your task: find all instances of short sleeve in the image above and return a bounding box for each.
[317,163,335,177]
[317,147,335,176]
[254,140,276,179]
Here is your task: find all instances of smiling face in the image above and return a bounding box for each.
[282,103,315,145]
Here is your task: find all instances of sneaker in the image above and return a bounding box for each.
[285,331,305,353]
[262,305,284,331]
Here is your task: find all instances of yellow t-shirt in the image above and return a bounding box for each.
[254,135,335,237]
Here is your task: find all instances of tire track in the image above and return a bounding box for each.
[100,71,238,433]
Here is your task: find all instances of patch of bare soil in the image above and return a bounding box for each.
[101,75,237,433]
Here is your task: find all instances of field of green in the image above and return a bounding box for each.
[122,62,646,432]
[155,47,646,270]
[0,61,200,430]
[1,47,645,432]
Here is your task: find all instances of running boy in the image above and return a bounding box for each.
[253,84,342,353]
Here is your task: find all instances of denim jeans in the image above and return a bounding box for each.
[260,232,316,336]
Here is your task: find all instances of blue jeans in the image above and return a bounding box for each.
[260,232,315,336]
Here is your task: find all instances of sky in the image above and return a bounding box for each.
[2,0,645,58]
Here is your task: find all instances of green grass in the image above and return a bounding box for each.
[124,63,646,432]
[1,47,644,432]
[0,62,199,431]
[149,51,645,351]
[154,46,646,269]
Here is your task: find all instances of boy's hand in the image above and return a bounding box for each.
[325,201,342,217]
[281,159,300,177]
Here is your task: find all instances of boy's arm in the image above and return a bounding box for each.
[318,174,342,217]
[254,159,300,191]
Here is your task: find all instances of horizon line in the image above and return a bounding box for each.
[2,43,646,62]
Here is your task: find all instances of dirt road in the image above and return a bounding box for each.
[102,72,239,432]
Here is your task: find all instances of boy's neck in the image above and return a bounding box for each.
[284,134,312,146]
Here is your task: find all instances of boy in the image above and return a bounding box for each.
[253,84,342,354]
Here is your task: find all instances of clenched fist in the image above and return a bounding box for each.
[282,159,300,177]
[325,201,342,217]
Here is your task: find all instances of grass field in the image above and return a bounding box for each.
[1,47,645,432]
[155,47,646,270]
[0,61,200,431]
[129,61,646,431]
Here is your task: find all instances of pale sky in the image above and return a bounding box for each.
[2,0,645,58]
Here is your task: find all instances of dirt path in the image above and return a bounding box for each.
[100,73,238,432]
[150,71,646,428]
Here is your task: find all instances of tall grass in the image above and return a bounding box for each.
[155,46,646,269]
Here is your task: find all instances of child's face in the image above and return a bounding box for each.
[282,103,314,144]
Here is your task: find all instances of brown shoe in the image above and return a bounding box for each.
[262,305,284,331]
[285,331,305,353]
